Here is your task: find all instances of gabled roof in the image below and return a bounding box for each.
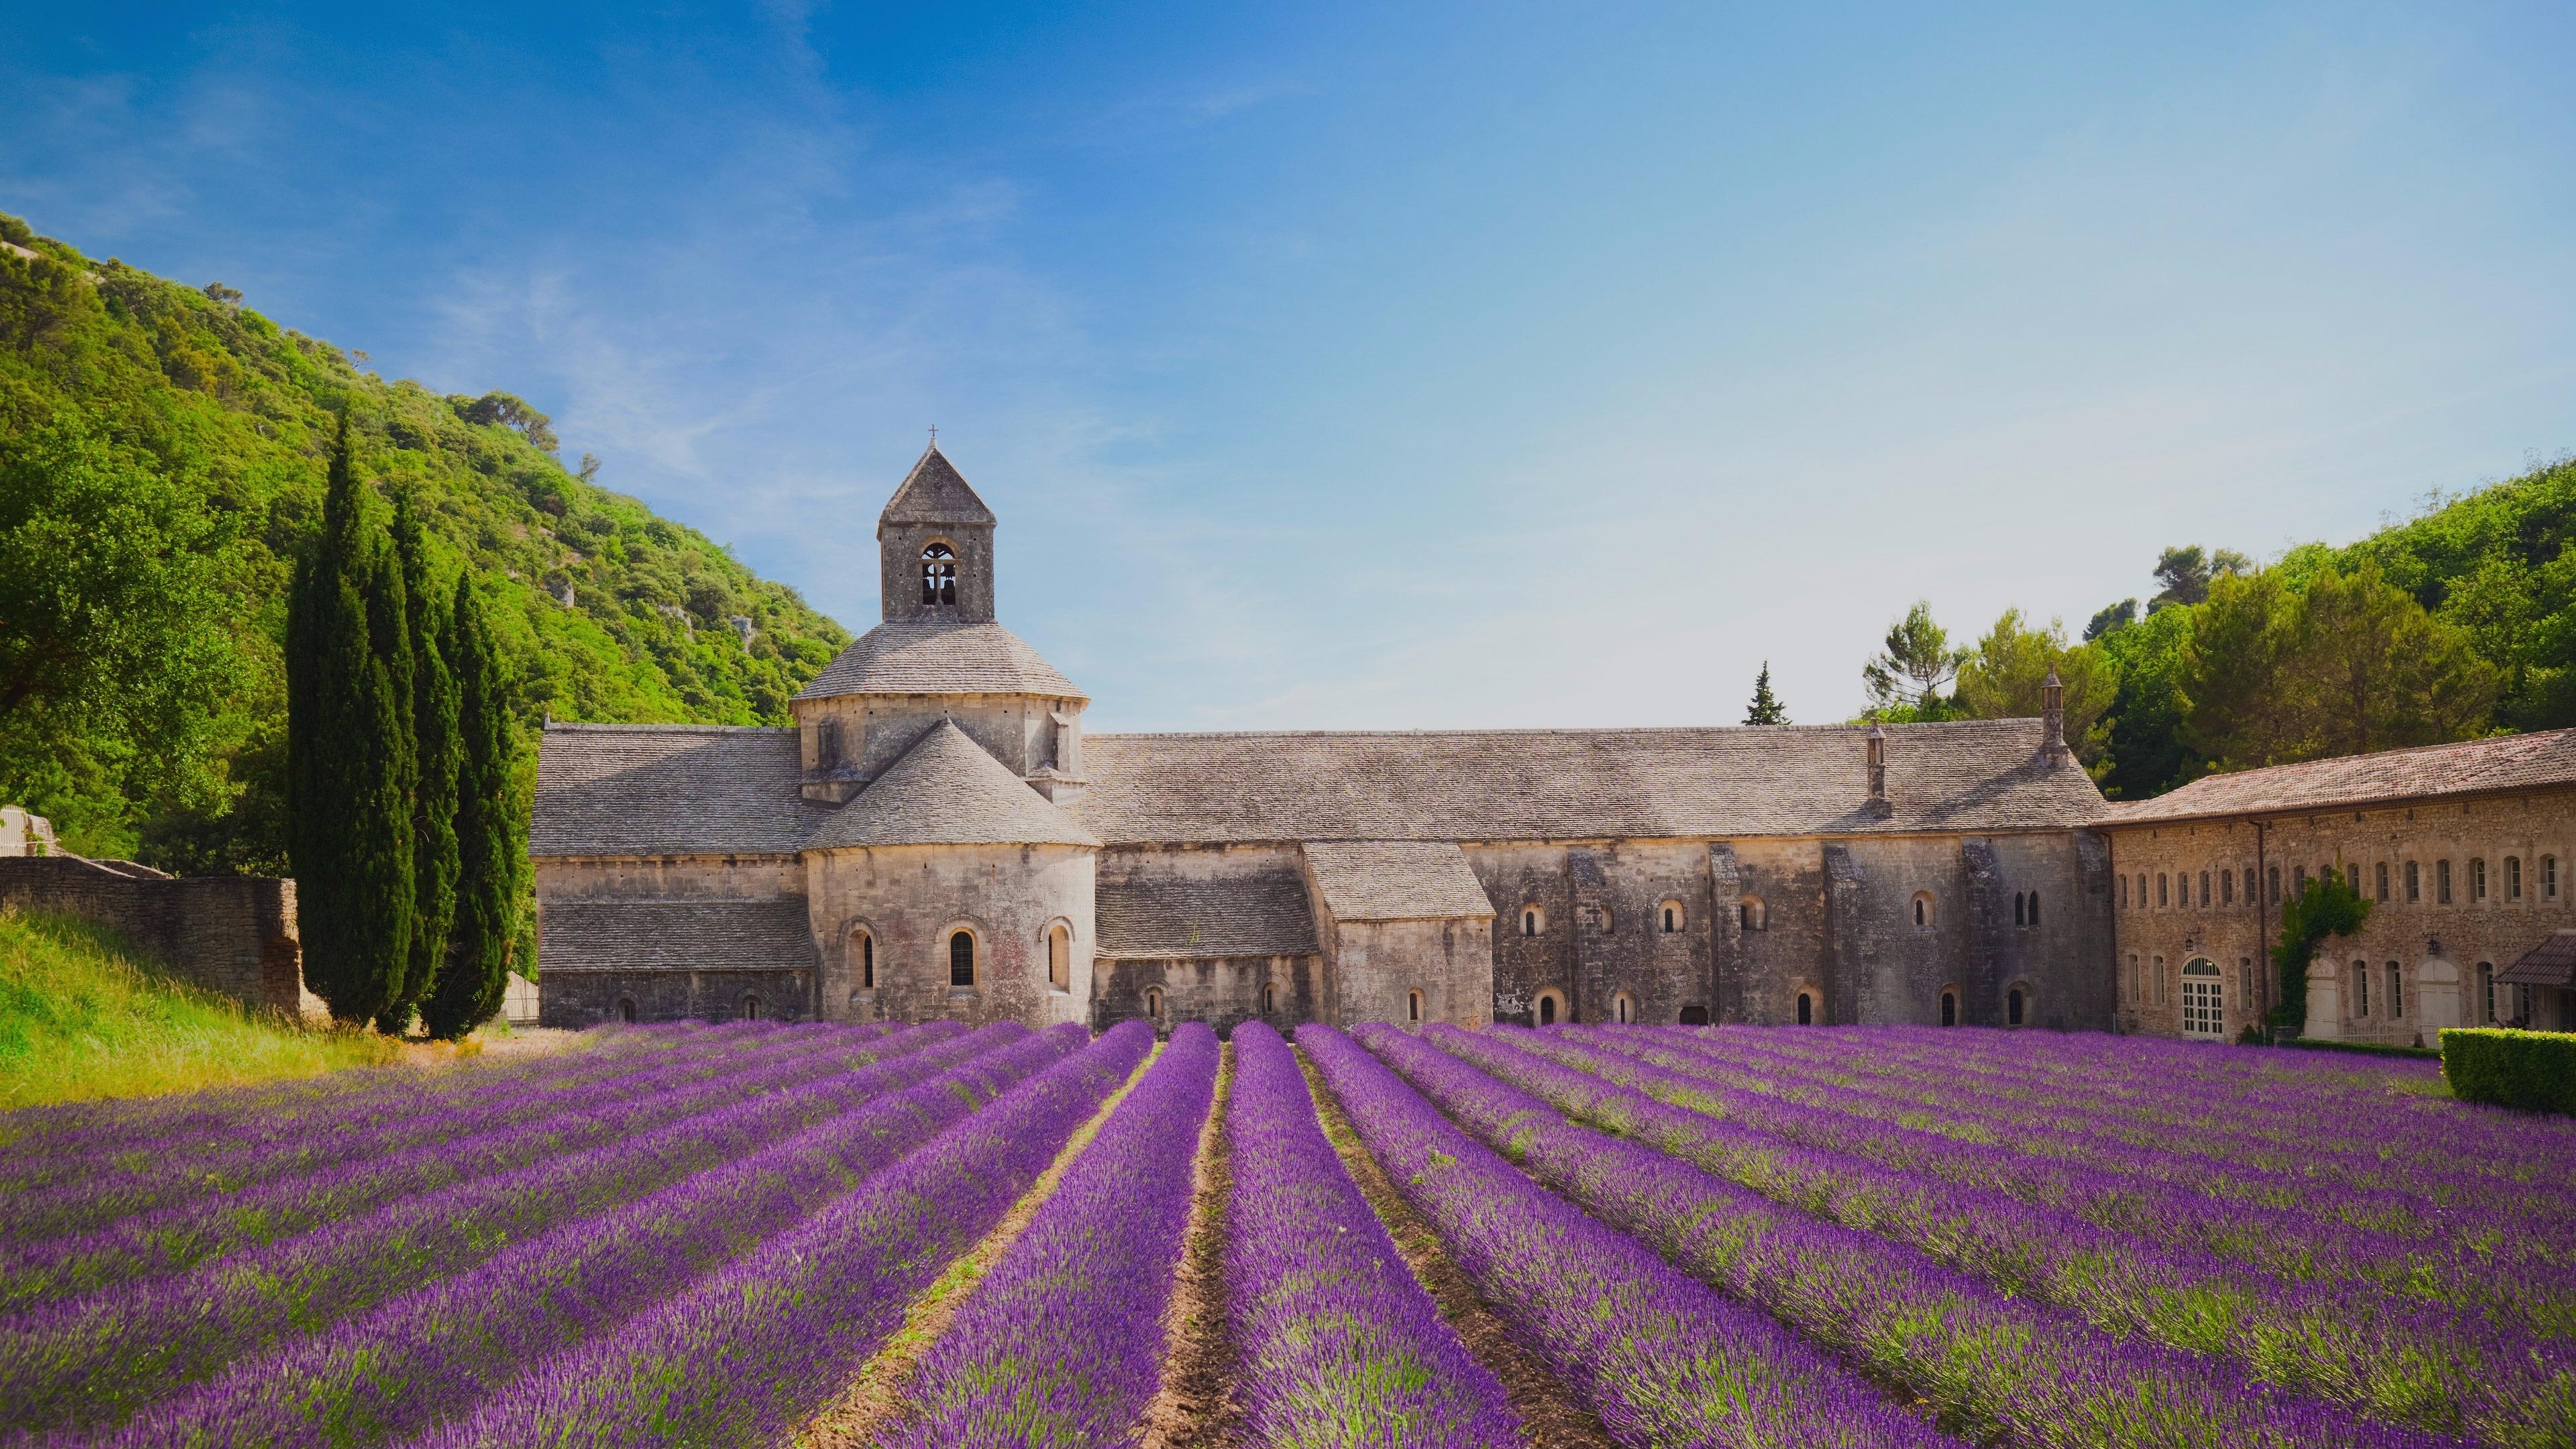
[2501,930,2576,989]
[1303,841,1495,922]
[1065,719,2101,846]
[1095,863,1319,959]
[879,445,996,527]
[532,724,819,857]
[792,621,1085,702]
[539,899,819,973]
[805,718,1099,850]
[2098,728,2576,826]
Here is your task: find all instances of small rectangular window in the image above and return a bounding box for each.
[2267,866,2280,904]
[2406,861,2420,902]
[2243,867,2256,905]
[2199,871,2210,907]
[2353,961,2369,1017]
[2221,870,2234,905]
[2157,873,2169,907]
[2387,961,2402,1018]
[2294,865,2309,895]
[2438,860,2453,904]
[2375,862,2389,902]
[2471,858,2487,902]
[2346,863,2359,894]
[2548,856,2561,899]
[2507,856,2522,900]
[2121,875,2131,909]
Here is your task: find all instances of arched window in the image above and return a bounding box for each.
[2375,863,2389,902]
[1263,982,1277,1014]
[2387,961,2402,1018]
[2243,867,2256,905]
[1046,923,1071,991]
[2506,856,2522,901]
[2028,892,2041,926]
[2013,893,2026,926]
[2200,871,2212,908]
[949,929,977,988]
[2345,863,2359,894]
[1145,987,1164,1020]
[1582,904,1614,934]
[2221,869,2235,906]
[1912,892,1933,928]
[2120,875,2129,909]
[2006,985,2027,1026]
[1611,991,1634,1024]
[2153,954,2166,1006]
[1678,1004,1709,1025]
[1534,989,1562,1026]
[1939,989,1958,1026]
[1795,991,1815,1026]
[2405,861,2420,902]
[616,997,638,1023]
[1739,896,1766,931]
[853,930,875,991]
[920,542,958,606]
[1408,989,1424,1023]
[2352,959,2369,1017]
[2125,953,2139,1004]
[2546,856,2561,900]
[2180,957,2222,1038]
[1659,900,1684,934]
[2157,873,2169,908]
[2470,858,2487,902]
[1521,906,1544,937]
[2436,859,2453,904]
[2480,962,2496,1022]
[741,993,761,1021]
[2137,872,2148,907]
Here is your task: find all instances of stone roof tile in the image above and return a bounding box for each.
[1303,841,1495,922]
[2098,729,2576,825]
[531,725,819,857]
[792,620,1083,702]
[538,899,819,973]
[804,718,1100,850]
[1095,866,1318,959]
[1065,719,2099,845]
[879,445,996,526]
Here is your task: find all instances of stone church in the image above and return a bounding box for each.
[532,445,2123,1034]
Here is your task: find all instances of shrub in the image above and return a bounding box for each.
[2441,1028,2576,1116]
[2279,1037,2440,1061]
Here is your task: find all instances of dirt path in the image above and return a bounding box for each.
[1137,1043,1237,1449]
[1299,1048,1619,1449]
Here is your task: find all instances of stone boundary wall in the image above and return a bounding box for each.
[0,856,303,1014]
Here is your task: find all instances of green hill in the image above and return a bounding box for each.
[0,211,849,867]
[0,907,400,1111]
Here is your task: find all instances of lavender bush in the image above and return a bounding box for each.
[1224,1022,1519,1449]
[896,1022,1220,1448]
[1299,1025,1961,1449]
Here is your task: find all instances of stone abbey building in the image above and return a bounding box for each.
[532,445,2576,1040]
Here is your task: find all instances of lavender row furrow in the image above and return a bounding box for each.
[1566,1026,2576,1336]
[1469,1026,2576,1446]
[101,1024,1080,1449]
[1224,1022,1520,1449]
[896,1022,1220,1448]
[0,1022,1026,1438]
[0,1023,961,1309]
[1,1021,928,1255]
[1299,1025,1960,1449]
[405,1019,1159,1449]
[1367,1025,2433,1449]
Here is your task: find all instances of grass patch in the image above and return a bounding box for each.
[0,906,398,1110]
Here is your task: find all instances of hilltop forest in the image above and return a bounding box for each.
[0,213,848,869]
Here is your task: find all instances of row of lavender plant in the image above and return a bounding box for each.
[98,1024,1083,1449]
[1460,1026,2575,1446]
[1222,1022,1521,1448]
[0,1023,961,1310]
[1364,1025,2435,1449]
[1731,1024,2576,1191]
[0,1022,1024,1438]
[1676,1026,2576,1215]
[894,1022,1222,1448]
[1567,1026,2576,1334]
[0,1022,741,1185]
[1299,1025,1961,1449]
[405,1018,1159,1449]
[2,1022,918,1249]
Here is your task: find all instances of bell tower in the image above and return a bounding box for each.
[878,442,998,625]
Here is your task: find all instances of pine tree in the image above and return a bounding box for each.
[385,490,460,1032]
[1743,660,1789,725]
[424,574,523,1040]
[286,417,414,1026]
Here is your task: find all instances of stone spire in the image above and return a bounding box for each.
[1865,724,1890,813]
[877,443,999,625]
[2041,665,2068,764]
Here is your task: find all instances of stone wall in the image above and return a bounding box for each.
[541,965,813,1026]
[2107,790,2576,1043]
[1093,953,1319,1036]
[0,856,302,1014]
[805,841,1093,1029]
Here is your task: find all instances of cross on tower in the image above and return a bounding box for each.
[927,423,938,446]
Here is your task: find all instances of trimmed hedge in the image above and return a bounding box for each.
[2440,1028,2576,1116]
[2278,1036,2441,1061]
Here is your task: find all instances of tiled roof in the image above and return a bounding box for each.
[805,719,1100,850]
[532,725,820,857]
[1303,841,1495,922]
[2098,729,2576,826]
[879,445,996,526]
[1065,720,2100,846]
[1095,865,1319,959]
[792,620,1084,702]
[538,899,819,973]
[2499,928,2576,989]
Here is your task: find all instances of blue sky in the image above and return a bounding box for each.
[6,2,2572,729]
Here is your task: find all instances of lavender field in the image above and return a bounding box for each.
[2,1020,2569,1448]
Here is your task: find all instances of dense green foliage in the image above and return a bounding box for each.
[0,906,398,1110]
[423,575,525,1040]
[1864,457,2574,796]
[1742,661,1788,724]
[2270,871,2372,1036]
[0,212,848,865]
[2277,1036,2442,1061]
[393,490,461,1030]
[2440,1027,2576,1116]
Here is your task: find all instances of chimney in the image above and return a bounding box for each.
[1866,724,1888,812]
[2041,665,2068,763]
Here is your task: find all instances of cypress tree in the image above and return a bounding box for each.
[385,491,460,1032]
[286,417,414,1026]
[1743,661,1789,725]
[424,574,524,1040]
